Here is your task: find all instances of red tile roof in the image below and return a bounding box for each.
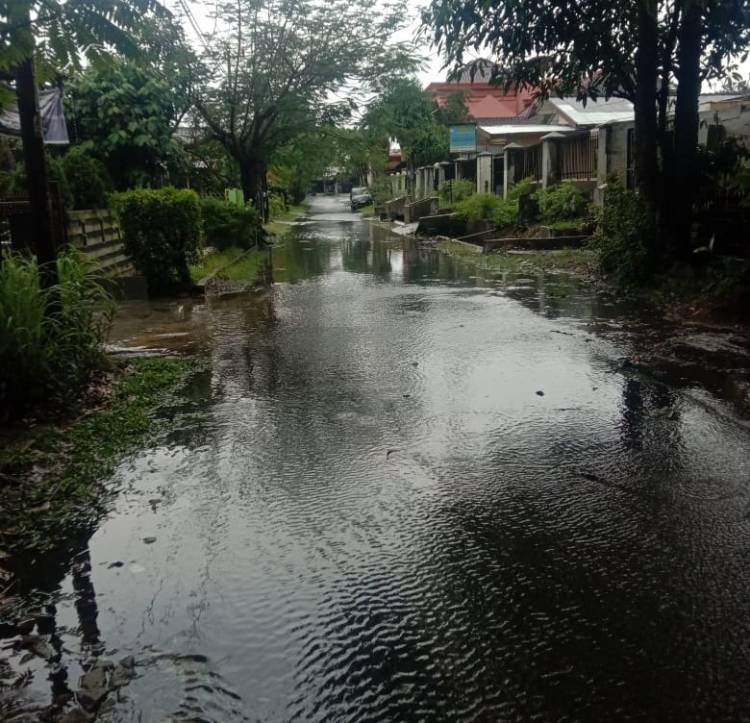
[425,82,536,121]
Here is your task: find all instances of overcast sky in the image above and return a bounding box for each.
[177,0,447,87]
[176,1,749,92]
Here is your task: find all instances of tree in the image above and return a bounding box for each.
[192,0,415,217]
[363,78,451,169]
[66,59,185,188]
[1,0,169,287]
[425,0,750,263]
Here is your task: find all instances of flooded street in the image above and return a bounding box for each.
[6,195,750,721]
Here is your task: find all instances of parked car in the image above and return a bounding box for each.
[350,186,368,199]
[350,189,373,211]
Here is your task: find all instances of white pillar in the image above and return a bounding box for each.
[595,128,608,206]
[425,167,434,195]
[454,160,462,180]
[542,140,558,188]
[415,168,423,199]
[436,163,447,190]
[477,152,492,195]
[503,152,511,198]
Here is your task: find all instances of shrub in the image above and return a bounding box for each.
[60,148,112,209]
[592,179,654,286]
[268,192,287,219]
[46,155,74,210]
[507,176,538,201]
[454,193,506,223]
[0,250,113,418]
[52,251,114,390]
[0,254,47,413]
[200,196,262,250]
[111,187,201,292]
[440,178,475,205]
[535,182,590,224]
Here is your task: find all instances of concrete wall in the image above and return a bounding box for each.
[698,101,750,145]
[68,209,134,277]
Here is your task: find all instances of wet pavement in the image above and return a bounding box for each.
[3,194,750,721]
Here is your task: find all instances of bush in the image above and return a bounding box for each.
[0,250,113,418]
[535,182,590,224]
[454,193,507,223]
[111,187,201,292]
[440,178,475,205]
[46,155,74,210]
[60,148,112,209]
[268,192,287,219]
[200,196,262,251]
[593,179,653,286]
[507,176,538,201]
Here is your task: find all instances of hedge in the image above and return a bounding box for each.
[111,187,201,292]
[200,195,262,250]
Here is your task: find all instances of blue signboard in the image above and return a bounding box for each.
[449,124,477,153]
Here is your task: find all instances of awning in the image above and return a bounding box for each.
[0,87,69,144]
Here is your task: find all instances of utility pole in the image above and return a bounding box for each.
[12,4,59,289]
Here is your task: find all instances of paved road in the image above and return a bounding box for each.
[8,194,750,722]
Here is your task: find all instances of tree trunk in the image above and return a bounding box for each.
[633,0,661,263]
[14,23,58,289]
[240,158,267,222]
[671,0,702,258]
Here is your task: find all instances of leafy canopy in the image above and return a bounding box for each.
[193,0,417,197]
[65,59,183,188]
[363,78,468,168]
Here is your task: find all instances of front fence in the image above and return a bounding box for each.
[558,134,598,180]
[0,198,133,277]
[67,209,133,276]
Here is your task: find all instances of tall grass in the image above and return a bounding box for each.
[0,250,114,419]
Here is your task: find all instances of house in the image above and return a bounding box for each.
[424,61,535,122]
[402,92,750,206]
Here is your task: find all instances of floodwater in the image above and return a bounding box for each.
[4,195,750,721]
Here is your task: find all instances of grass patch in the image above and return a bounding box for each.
[190,247,266,284]
[264,202,309,237]
[0,356,197,554]
[359,205,376,218]
[639,259,750,320]
[437,239,598,276]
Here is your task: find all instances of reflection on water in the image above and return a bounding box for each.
[5,195,750,722]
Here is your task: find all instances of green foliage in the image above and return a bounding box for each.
[437,91,470,124]
[454,193,505,223]
[191,247,266,284]
[268,192,288,219]
[59,148,112,209]
[437,238,597,275]
[111,187,201,292]
[453,190,533,228]
[440,178,475,205]
[194,0,416,210]
[46,155,74,210]
[65,59,181,189]
[535,182,590,224]
[0,250,113,418]
[507,176,538,201]
[2,1,172,79]
[0,356,196,554]
[200,196,262,251]
[364,78,449,167]
[593,180,653,286]
[372,175,395,205]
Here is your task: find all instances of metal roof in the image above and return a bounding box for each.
[478,124,575,136]
[546,97,634,126]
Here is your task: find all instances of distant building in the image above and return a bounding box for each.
[425,61,535,122]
